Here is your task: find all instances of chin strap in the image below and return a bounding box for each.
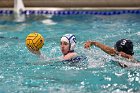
[64,50,74,56]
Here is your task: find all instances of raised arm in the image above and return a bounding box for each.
[84,41,133,59]
[27,47,64,62]
[84,41,116,56]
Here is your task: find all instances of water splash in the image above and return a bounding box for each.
[42,19,57,25]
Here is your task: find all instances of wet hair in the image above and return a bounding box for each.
[114,39,134,55]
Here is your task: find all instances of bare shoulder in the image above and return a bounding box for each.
[114,55,140,67]
[67,52,78,58]
[63,52,78,60]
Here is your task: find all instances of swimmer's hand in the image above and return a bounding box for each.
[84,41,93,49]
[27,47,41,56]
[84,41,116,56]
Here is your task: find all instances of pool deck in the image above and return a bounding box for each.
[1,0,140,8]
[1,0,140,10]
[1,7,140,11]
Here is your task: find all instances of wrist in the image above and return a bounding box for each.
[91,41,97,46]
[35,50,41,56]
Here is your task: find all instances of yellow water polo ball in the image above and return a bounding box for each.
[25,32,44,51]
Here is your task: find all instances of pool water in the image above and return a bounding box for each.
[0,14,140,93]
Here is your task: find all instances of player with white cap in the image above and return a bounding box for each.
[60,34,78,60]
[27,33,80,62]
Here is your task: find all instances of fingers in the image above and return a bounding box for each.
[27,47,34,53]
[27,47,40,55]
[84,41,91,49]
[84,44,89,48]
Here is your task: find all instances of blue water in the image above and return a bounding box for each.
[0,14,140,93]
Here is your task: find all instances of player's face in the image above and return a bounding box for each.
[60,41,69,55]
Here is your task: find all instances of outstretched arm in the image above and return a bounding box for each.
[27,47,64,62]
[84,41,116,56]
[84,41,132,59]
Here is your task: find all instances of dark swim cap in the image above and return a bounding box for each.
[114,39,134,55]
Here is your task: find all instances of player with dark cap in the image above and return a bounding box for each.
[84,39,137,67]
[114,39,134,56]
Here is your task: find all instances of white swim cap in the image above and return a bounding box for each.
[61,34,76,51]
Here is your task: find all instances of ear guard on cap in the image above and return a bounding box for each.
[114,39,134,55]
[61,34,76,51]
